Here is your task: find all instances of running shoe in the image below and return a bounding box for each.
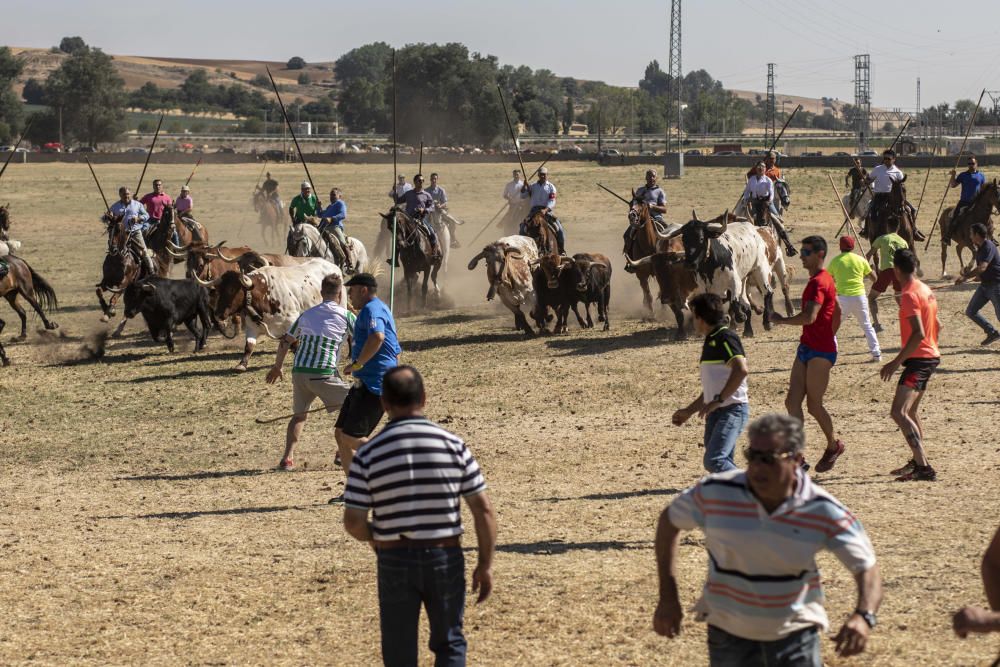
[815,440,845,473]
[895,464,937,482]
[278,458,294,471]
[873,323,884,333]
[890,459,915,476]
[981,332,1000,346]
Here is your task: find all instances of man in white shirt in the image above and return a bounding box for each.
[519,167,565,254]
[743,162,797,256]
[500,169,527,234]
[865,150,925,241]
[388,174,412,201]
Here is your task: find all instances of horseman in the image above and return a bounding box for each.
[845,156,868,212]
[625,168,667,245]
[426,172,459,248]
[107,186,155,274]
[742,161,797,256]
[287,181,320,253]
[519,166,565,255]
[140,179,178,247]
[865,149,925,241]
[176,184,194,219]
[318,187,350,269]
[260,171,283,214]
[746,150,790,211]
[396,173,441,258]
[389,174,412,201]
[944,155,986,245]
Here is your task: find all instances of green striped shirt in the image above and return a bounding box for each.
[287,301,355,375]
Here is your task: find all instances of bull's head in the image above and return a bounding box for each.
[538,253,573,289]
[123,278,157,318]
[211,270,252,321]
[664,209,728,268]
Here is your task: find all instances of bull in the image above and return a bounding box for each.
[531,252,588,334]
[122,276,212,353]
[625,225,699,340]
[467,235,538,336]
[570,253,612,331]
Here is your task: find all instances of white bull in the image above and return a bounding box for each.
[467,235,538,336]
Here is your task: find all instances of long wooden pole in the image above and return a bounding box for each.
[0,117,33,186]
[733,105,803,211]
[265,66,316,190]
[184,158,203,187]
[468,155,553,246]
[925,89,986,250]
[596,182,632,206]
[497,84,528,183]
[254,160,268,189]
[85,156,113,218]
[912,156,934,225]
[389,50,399,313]
[418,140,423,175]
[829,174,868,254]
[134,113,164,195]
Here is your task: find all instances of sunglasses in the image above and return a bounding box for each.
[744,447,797,465]
[800,247,813,257]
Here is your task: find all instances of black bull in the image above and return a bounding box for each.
[123,276,213,353]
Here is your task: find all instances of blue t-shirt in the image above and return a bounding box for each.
[352,297,401,395]
[957,170,986,203]
[976,240,1000,285]
[318,200,347,228]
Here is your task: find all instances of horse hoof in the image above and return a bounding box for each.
[234,364,248,373]
[46,322,59,330]
[16,333,26,340]
[1,358,9,367]
[99,314,110,323]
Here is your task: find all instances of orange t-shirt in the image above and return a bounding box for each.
[899,278,940,359]
[747,166,782,181]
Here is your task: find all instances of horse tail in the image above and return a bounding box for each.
[17,256,59,313]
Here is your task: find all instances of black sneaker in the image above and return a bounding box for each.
[890,459,915,476]
[874,323,884,333]
[982,332,1000,346]
[896,464,937,482]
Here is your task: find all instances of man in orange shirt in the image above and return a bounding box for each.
[878,249,941,481]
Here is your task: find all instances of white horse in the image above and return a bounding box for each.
[841,188,872,222]
[287,222,368,274]
[374,212,450,273]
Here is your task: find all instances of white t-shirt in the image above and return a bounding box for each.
[869,164,904,194]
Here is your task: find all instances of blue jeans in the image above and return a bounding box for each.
[708,625,822,667]
[377,547,466,667]
[703,403,749,473]
[421,218,438,245]
[966,282,1000,336]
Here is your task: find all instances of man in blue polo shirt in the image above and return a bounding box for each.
[945,156,986,244]
[333,273,401,496]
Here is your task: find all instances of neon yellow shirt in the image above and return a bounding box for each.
[871,233,909,271]
[826,251,871,297]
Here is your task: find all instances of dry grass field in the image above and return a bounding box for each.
[1,161,999,666]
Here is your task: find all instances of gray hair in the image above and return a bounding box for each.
[747,413,805,454]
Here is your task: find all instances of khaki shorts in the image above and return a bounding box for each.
[292,372,351,415]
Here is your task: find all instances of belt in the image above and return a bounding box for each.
[374,536,461,550]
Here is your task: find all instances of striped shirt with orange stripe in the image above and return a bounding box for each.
[668,468,876,641]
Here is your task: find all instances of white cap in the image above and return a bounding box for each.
[538,166,549,175]
[301,181,312,189]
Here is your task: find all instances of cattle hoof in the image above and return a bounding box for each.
[603,323,610,332]
[45,322,58,330]
[16,333,27,340]
[234,363,248,373]
[1,358,9,367]
[99,314,110,323]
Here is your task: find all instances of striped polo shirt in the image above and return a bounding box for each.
[286,300,355,375]
[344,417,487,541]
[668,468,876,641]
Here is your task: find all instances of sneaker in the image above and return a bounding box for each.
[800,460,811,473]
[873,323,884,333]
[981,332,1000,346]
[814,440,845,473]
[895,464,937,482]
[278,458,294,471]
[890,459,915,476]
[870,354,882,363]
[327,494,345,505]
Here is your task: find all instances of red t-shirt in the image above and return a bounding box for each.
[140,192,172,220]
[799,269,838,353]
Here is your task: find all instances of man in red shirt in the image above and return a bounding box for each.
[140,179,176,245]
[771,235,846,472]
[879,249,940,481]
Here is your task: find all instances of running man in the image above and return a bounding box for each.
[879,249,940,481]
[827,235,881,361]
[955,222,1000,346]
[865,217,909,333]
[770,235,846,472]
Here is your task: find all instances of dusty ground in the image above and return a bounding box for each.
[1,162,998,666]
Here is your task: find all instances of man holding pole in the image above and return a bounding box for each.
[742,162,797,256]
[943,156,986,245]
[140,179,177,246]
[107,187,155,275]
[520,167,565,255]
[865,150,925,242]
[427,172,459,248]
[287,181,320,253]
[396,174,441,257]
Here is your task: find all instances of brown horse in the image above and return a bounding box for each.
[867,179,920,270]
[252,188,283,247]
[523,208,558,256]
[623,199,665,317]
[379,209,442,309]
[150,206,209,268]
[936,179,1000,277]
[0,254,59,364]
[96,217,167,325]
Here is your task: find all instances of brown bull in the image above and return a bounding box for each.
[625,236,698,340]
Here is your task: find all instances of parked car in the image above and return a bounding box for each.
[73,146,96,153]
[831,151,851,157]
[215,146,236,154]
[914,151,934,157]
[558,145,583,155]
[125,147,148,154]
[800,151,823,157]
[857,150,879,157]
[684,149,702,156]
[711,150,741,156]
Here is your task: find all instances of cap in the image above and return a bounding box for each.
[180,185,191,192]
[538,166,549,175]
[344,272,378,288]
[301,181,312,189]
[839,235,855,251]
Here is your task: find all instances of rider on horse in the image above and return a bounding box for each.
[865,149,925,241]
[176,184,194,218]
[108,186,155,274]
[519,166,566,255]
[287,181,321,253]
[317,187,350,268]
[743,161,797,256]
[625,168,668,244]
[426,172,459,248]
[389,174,413,201]
[140,179,178,247]
[746,151,790,211]
[945,155,986,245]
[396,173,441,257]
[845,156,868,211]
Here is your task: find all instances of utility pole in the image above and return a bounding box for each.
[854,54,871,151]
[765,63,776,145]
[666,0,682,153]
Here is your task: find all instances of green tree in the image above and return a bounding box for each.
[23,110,60,145]
[335,42,392,133]
[286,56,306,70]
[297,72,310,85]
[0,47,25,141]
[58,36,88,55]
[250,74,271,89]
[22,78,47,105]
[563,96,574,134]
[44,47,126,147]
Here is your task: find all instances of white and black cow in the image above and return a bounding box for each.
[659,210,774,337]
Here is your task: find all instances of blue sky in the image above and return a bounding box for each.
[3,0,993,108]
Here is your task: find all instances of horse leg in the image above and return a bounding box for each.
[0,316,8,366]
[421,268,431,307]
[97,287,112,322]
[112,315,129,338]
[17,287,57,330]
[941,241,950,278]
[639,271,654,319]
[5,292,28,338]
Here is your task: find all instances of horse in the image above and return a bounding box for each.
[0,254,59,364]
[523,207,558,256]
[378,209,442,309]
[623,198,668,317]
[866,178,921,270]
[374,210,450,272]
[252,187,284,247]
[841,188,872,224]
[0,204,21,257]
[96,217,166,333]
[148,206,208,269]
[936,179,1000,278]
[427,211,452,274]
[287,220,369,275]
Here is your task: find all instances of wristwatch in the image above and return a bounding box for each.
[712,394,723,404]
[855,609,877,629]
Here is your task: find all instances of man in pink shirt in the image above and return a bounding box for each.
[175,184,193,218]
[140,179,177,245]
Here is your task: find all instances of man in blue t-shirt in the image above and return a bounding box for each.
[945,156,987,244]
[333,273,402,488]
[956,222,1000,346]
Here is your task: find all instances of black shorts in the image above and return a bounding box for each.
[334,382,385,438]
[898,358,940,391]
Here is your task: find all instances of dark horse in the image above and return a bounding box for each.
[523,207,558,256]
[0,254,59,365]
[867,178,920,270]
[0,203,10,241]
[936,179,1000,278]
[96,217,168,327]
[150,206,209,266]
[623,198,666,317]
[379,209,442,309]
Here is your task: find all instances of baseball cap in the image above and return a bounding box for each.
[538,166,549,175]
[344,272,378,288]
[839,235,855,251]
[301,181,312,189]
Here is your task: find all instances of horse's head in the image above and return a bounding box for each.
[628,194,650,227]
[890,177,907,205]
[983,179,1000,211]
[288,224,311,256]
[0,203,9,236]
[525,208,554,254]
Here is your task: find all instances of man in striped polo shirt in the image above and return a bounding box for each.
[654,413,882,666]
[343,366,496,667]
[265,273,354,471]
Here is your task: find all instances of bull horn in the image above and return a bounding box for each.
[528,258,540,268]
[141,283,156,293]
[623,253,653,269]
[560,256,575,265]
[691,209,700,222]
[656,226,683,241]
[193,274,220,287]
[467,250,487,271]
[105,286,125,294]
[165,245,188,258]
[239,274,253,290]
[708,211,729,236]
[218,248,240,262]
[167,240,189,251]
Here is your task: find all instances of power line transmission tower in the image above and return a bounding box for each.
[916,77,922,141]
[853,54,871,150]
[986,91,1000,140]
[765,63,776,145]
[666,0,682,152]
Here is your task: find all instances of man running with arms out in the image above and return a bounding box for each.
[265,273,354,471]
[827,235,881,362]
[654,413,882,665]
[333,273,401,500]
[771,235,846,472]
[865,217,909,333]
[955,222,1000,346]
[672,293,750,474]
[879,249,940,482]
[944,155,986,245]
